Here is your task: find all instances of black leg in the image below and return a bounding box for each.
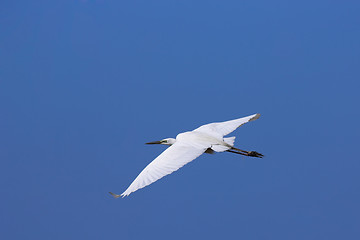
[227,147,264,158]
[226,149,249,156]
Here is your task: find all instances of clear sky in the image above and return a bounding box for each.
[1,1,360,239]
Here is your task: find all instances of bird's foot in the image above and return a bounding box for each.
[247,151,264,158]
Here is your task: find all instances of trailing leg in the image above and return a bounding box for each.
[227,147,264,158]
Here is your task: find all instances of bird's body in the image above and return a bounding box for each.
[110,113,263,198]
[177,131,229,150]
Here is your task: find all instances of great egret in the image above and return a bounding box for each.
[110,113,263,198]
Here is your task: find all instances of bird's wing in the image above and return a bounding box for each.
[120,142,206,197]
[194,113,260,137]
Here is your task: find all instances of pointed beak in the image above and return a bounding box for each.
[146,140,162,145]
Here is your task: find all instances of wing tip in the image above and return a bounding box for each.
[109,192,122,198]
[250,113,261,121]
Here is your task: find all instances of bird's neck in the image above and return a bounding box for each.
[167,138,176,145]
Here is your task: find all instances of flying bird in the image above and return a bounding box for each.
[110,113,263,198]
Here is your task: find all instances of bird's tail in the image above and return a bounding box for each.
[223,136,236,146]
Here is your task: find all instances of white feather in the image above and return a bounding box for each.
[121,142,205,197]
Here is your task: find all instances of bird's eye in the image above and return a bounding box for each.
[162,140,167,143]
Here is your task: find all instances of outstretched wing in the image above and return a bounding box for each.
[194,113,260,137]
[120,142,206,197]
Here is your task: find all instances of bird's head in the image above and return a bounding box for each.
[146,138,176,146]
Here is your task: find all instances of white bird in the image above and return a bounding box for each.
[110,113,263,198]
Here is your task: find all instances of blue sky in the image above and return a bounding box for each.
[1,1,360,239]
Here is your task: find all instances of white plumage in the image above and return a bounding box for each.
[110,113,261,198]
